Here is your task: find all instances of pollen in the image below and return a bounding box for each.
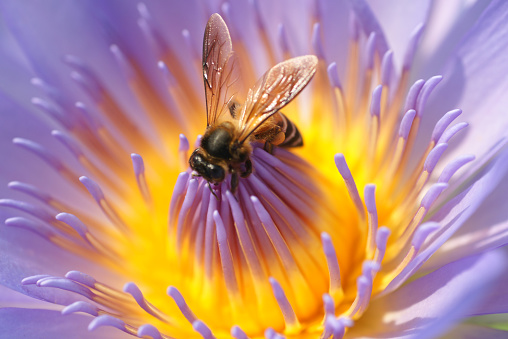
[4,5,473,339]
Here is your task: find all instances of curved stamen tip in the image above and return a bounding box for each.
[88,315,125,332]
[179,134,190,152]
[231,325,248,339]
[192,320,215,339]
[65,271,96,287]
[327,62,342,89]
[123,282,144,304]
[138,324,163,339]
[21,275,51,285]
[62,301,99,316]
[131,153,145,174]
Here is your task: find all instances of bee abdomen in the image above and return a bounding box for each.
[278,112,303,147]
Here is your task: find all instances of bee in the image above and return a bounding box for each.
[189,13,318,195]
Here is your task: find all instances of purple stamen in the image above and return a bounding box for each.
[13,138,65,172]
[423,143,448,173]
[381,50,393,86]
[365,32,377,70]
[5,217,53,239]
[421,183,448,210]
[51,130,83,159]
[176,178,198,250]
[349,11,360,41]
[398,110,416,139]
[415,76,443,116]
[325,316,345,339]
[370,85,382,117]
[65,271,96,288]
[37,277,94,299]
[277,24,290,57]
[131,153,151,203]
[374,227,391,264]
[88,315,127,332]
[124,282,171,323]
[347,276,370,317]
[193,320,216,339]
[110,44,135,80]
[334,154,365,220]
[322,293,335,317]
[169,172,190,226]
[402,79,425,113]
[312,23,325,59]
[62,301,99,316]
[251,196,299,275]
[138,324,163,339]
[70,70,103,103]
[21,275,51,285]
[31,97,67,128]
[403,24,425,71]
[8,181,51,203]
[0,199,54,223]
[364,184,378,255]
[412,222,440,252]
[79,176,128,232]
[226,191,266,281]
[213,210,240,297]
[57,213,120,258]
[167,286,198,325]
[158,61,177,88]
[321,233,342,296]
[269,277,299,329]
[438,122,468,144]
[431,109,462,143]
[327,62,342,90]
[438,155,475,184]
[231,325,249,339]
[264,328,284,339]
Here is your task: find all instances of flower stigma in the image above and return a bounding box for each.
[4,4,475,339]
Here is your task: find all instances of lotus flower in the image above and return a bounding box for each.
[2,1,508,338]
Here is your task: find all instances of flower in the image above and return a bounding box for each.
[2,0,508,338]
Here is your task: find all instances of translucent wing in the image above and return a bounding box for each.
[202,14,237,126]
[236,55,318,144]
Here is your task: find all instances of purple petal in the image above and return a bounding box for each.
[424,1,508,173]
[441,323,508,339]
[366,0,431,70]
[347,250,507,339]
[0,308,128,338]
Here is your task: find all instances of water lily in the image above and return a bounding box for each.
[2,0,508,338]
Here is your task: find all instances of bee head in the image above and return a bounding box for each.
[189,149,226,183]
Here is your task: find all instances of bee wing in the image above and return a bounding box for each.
[236,55,318,144]
[203,14,237,127]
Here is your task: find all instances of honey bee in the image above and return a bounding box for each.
[189,13,318,195]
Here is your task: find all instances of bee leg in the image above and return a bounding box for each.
[230,172,239,194]
[263,141,274,154]
[207,181,220,201]
[240,159,252,178]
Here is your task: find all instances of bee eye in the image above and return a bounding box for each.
[209,164,225,181]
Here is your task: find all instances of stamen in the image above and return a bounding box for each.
[179,134,190,169]
[364,184,378,257]
[334,154,365,220]
[402,24,425,71]
[269,277,300,331]
[438,155,475,184]
[123,282,171,323]
[89,315,137,335]
[5,217,55,241]
[380,50,393,87]
[344,276,370,318]
[277,24,291,60]
[373,227,391,266]
[265,328,284,339]
[193,320,216,339]
[8,181,51,203]
[213,211,241,300]
[167,286,198,325]
[327,63,347,135]
[438,122,468,144]
[169,172,190,231]
[431,109,462,144]
[0,199,54,224]
[231,325,249,339]
[62,301,99,316]
[320,233,342,298]
[138,324,163,339]
[31,97,68,128]
[36,277,94,298]
[79,176,129,234]
[312,23,325,60]
[131,153,152,204]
